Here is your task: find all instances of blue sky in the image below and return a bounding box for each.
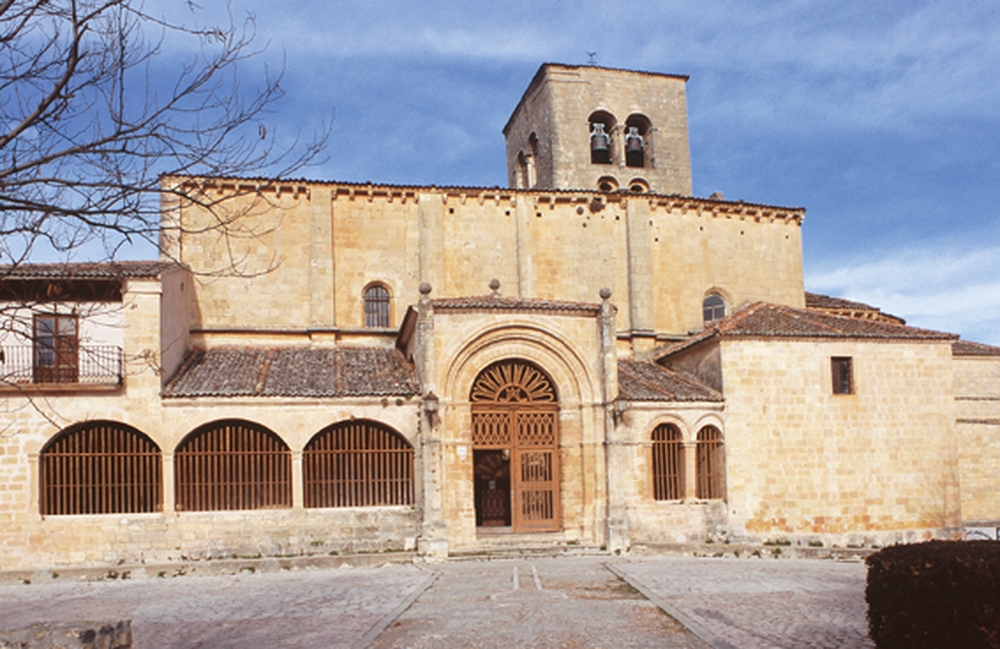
[151,0,1000,344]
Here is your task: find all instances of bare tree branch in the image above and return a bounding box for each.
[0,0,330,272]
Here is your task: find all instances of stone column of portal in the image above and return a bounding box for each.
[625,198,656,354]
[415,283,448,559]
[599,289,630,553]
[309,186,334,328]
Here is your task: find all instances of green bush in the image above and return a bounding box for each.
[866,540,1000,648]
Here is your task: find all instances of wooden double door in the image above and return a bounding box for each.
[470,360,561,533]
[473,406,560,532]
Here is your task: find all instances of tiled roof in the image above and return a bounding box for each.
[805,292,881,311]
[617,359,723,402]
[654,302,957,360]
[431,294,602,314]
[953,340,1000,357]
[163,347,419,398]
[0,260,182,280]
[804,292,905,324]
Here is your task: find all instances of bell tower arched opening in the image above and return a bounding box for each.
[470,359,561,532]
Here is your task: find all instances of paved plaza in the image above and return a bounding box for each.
[0,556,873,648]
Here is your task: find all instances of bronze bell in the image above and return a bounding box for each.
[590,123,609,152]
[625,127,643,153]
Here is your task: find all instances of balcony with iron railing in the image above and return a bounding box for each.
[0,345,123,391]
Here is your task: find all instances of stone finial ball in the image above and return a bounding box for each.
[419,282,432,295]
[489,279,501,291]
[599,287,612,300]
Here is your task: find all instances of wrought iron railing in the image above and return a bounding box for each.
[0,345,123,386]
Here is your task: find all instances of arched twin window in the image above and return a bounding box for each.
[589,111,652,168]
[651,423,725,501]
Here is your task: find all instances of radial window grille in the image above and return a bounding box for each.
[303,420,414,508]
[470,360,557,403]
[40,421,162,515]
[174,420,291,512]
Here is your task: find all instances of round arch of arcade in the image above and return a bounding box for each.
[36,417,414,516]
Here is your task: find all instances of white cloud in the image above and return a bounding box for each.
[807,244,1000,344]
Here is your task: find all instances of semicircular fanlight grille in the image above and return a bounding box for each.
[470,360,556,403]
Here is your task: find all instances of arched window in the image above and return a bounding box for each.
[651,423,683,501]
[597,176,619,192]
[40,421,161,515]
[696,425,725,500]
[303,420,414,508]
[364,284,391,328]
[627,178,649,193]
[703,294,726,325]
[527,132,539,188]
[175,420,291,512]
[589,111,616,165]
[625,114,651,168]
[516,151,529,189]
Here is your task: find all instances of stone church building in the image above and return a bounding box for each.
[2,64,999,570]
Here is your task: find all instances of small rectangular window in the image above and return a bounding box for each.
[831,357,853,395]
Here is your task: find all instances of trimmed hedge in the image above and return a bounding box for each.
[866,540,1000,648]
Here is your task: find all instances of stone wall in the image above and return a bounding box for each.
[719,338,961,546]
[167,180,804,343]
[954,354,1000,525]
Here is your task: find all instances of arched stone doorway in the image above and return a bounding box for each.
[470,359,560,532]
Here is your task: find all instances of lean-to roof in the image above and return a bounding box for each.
[163,347,419,398]
[617,359,722,402]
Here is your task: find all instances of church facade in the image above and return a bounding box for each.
[1,64,998,570]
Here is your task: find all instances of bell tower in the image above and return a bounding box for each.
[503,64,693,196]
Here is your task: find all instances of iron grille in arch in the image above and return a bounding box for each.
[470,360,556,403]
[174,420,292,512]
[697,425,726,500]
[303,420,414,508]
[40,421,162,515]
[652,423,684,501]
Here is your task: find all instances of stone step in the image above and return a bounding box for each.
[449,534,606,560]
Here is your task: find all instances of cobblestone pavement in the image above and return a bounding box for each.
[613,556,874,649]
[0,556,873,648]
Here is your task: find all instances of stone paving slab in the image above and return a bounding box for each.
[0,556,875,648]
[368,557,709,648]
[612,556,874,649]
[0,564,433,648]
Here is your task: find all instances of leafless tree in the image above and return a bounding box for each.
[0,0,328,268]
